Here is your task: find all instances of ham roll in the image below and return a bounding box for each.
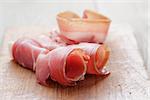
[74,43,110,75]
[12,38,49,70]
[36,47,89,86]
[57,10,111,44]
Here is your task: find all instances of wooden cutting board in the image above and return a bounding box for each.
[0,25,150,100]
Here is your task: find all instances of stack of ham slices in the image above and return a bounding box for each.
[11,10,111,86]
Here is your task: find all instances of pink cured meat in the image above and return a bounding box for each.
[36,47,89,86]
[57,10,111,44]
[12,38,89,86]
[12,33,110,86]
[32,34,110,76]
[32,35,110,76]
[75,43,110,75]
[12,38,49,70]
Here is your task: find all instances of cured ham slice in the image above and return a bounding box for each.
[57,10,111,44]
[76,43,110,75]
[35,47,89,86]
[12,38,49,70]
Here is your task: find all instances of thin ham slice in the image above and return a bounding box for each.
[12,38,49,70]
[35,47,89,86]
[57,10,111,44]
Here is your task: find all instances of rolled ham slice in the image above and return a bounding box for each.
[76,43,110,75]
[12,38,49,70]
[36,47,89,86]
[57,10,111,44]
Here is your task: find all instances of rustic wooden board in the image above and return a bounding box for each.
[0,25,150,100]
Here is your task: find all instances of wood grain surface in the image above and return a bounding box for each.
[0,25,150,100]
